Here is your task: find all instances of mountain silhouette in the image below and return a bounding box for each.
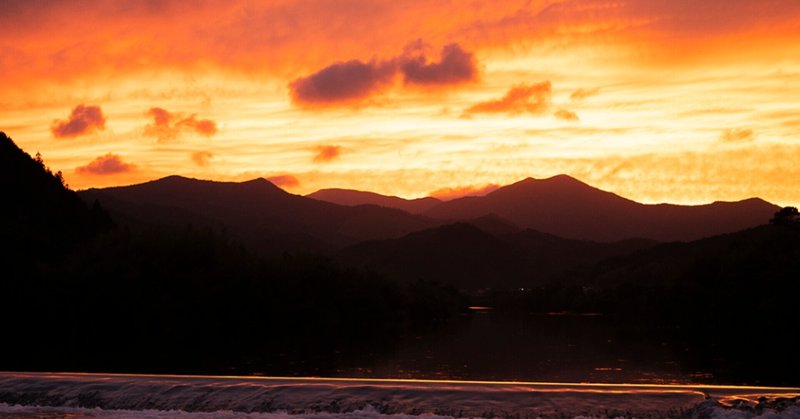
[308,188,442,214]
[423,175,778,242]
[79,176,437,253]
[337,221,657,290]
[0,131,110,261]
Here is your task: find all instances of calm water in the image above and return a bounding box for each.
[329,311,703,384]
[3,313,796,417]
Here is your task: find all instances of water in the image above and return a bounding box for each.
[333,312,702,384]
[2,372,799,418]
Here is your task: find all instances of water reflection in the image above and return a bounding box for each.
[338,312,699,383]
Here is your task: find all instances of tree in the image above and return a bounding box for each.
[770,206,800,226]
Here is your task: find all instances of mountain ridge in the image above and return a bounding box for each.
[79,171,780,248]
[79,175,438,254]
[307,188,442,214]
[424,174,778,242]
[336,220,659,290]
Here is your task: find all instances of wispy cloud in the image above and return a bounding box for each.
[191,151,214,166]
[75,153,134,175]
[554,109,579,121]
[570,87,599,101]
[312,145,342,163]
[463,82,551,117]
[144,107,217,142]
[267,174,300,188]
[429,183,499,200]
[721,128,754,143]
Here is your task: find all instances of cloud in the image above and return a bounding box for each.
[144,107,217,142]
[570,87,600,101]
[463,82,552,117]
[267,174,300,188]
[312,145,342,163]
[429,183,500,200]
[178,116,217,135]
[75,153,134,175]
[554,109,579,121]
[51,104,106,138]
[5,0,800,91]
[288,60,397,106]
[191,151,214,166]
[721,128,754,142]
[401,43,478,86]
[288,42,478,107]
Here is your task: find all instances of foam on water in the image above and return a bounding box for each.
[1,372,798,418]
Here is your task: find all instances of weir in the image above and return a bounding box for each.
[1,372,798,417]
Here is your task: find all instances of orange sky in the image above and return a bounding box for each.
[1,0,799,205]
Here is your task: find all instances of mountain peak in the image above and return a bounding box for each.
[424,174,779,242]
[149,175,282,190]
[510,174,589,189]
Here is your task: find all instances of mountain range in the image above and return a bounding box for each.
[79,176,437,254]
[81,173,778,247]
[312,175,778,242]
[3,132,798,383]
[73,169,779,290]
[307,188,441,214]
[1,129,781,290]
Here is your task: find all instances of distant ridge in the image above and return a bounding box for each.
[423,175,779,242]
[81,172,780,252]
[337,221,657,290]
[308,188,441,214]
[80,175,437,253]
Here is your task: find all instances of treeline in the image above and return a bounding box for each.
[3,225,465,375]
[0,132,465,375]
[474,223,800,385]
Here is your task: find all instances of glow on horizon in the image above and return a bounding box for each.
[1,1,799,206]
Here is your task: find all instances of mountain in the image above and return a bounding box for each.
[0,131,110,261]
[0,135,465,376]
[336,222,657,291]
[308,188,441,214]
[79,176,437,253]
[423,175,779,242]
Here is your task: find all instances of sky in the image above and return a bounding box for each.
[1,0,799,205]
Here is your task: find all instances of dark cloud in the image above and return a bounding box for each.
[51,104,106,138]
[554,108,579,121]
[463,82,552,116]
[429,183,500,201]
[288,42,478,107]
[289,60,397,106]
[75,153,134,175]
[145,107,218,142]
[267,174,300,188]
[401,43,478,86]
[191,151,214,166]
[721,128,754,142]
[312,145,342,163]
[570,87,600,101]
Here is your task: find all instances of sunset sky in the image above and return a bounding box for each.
[1,0,799,205]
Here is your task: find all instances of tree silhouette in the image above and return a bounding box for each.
[770,206,800,226]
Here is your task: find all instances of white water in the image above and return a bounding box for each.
[1,372,798,418]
